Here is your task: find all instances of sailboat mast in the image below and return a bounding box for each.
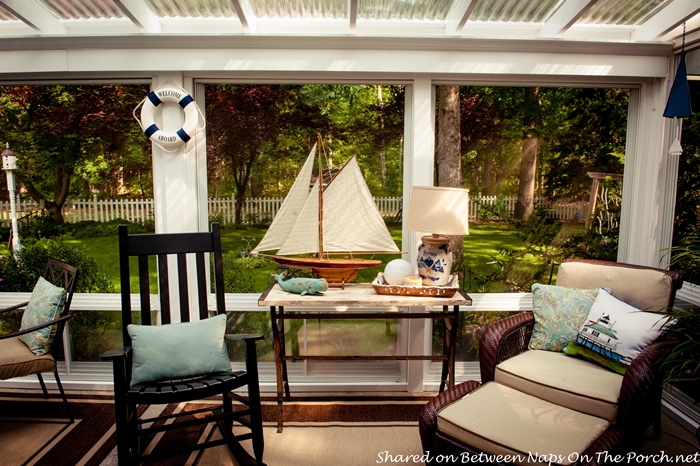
[317,133,324,258]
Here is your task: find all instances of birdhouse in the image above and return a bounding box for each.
[2,143,17,170]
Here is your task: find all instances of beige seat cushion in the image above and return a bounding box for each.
[438,382,610,466]
[0,336,56,380]
[556,261,673,312]
[495,350,623,421]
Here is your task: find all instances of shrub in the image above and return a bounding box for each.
[0,238,114,293]
[475,195,512,221]
[221,253,271,293]
[63,219,149,238]
[19,212,66,239]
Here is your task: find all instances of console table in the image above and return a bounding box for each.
[258,282,472,432]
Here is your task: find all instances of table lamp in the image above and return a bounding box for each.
[406,186,469,286]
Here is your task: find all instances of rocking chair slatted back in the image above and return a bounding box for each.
[118,223,226,347]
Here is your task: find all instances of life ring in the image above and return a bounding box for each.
[140,87,199,150]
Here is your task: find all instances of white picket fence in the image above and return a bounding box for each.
[0,194,588,227]
[472,195,589,221]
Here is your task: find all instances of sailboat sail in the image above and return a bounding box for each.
[252,144,317,254]
[318,157,398,253]
[253,143,399,257]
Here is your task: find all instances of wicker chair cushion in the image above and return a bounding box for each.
[437,382,610,466]
[495,350,623,421]
[556,261,674,312]
[0,336,56,380]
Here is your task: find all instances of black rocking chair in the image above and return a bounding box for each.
[103,223,265,466]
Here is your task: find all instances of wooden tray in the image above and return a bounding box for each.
[371,273,460,298]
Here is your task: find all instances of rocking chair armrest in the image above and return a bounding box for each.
[225,334,265,342]
[0,301,29,313]
[102,346,133,393]
[0,314,72,340]
[479,312,535,383]
[102,346,132,361]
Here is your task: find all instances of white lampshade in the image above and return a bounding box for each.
[406,186,469,236]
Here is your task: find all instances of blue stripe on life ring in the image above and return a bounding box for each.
[177,128,191,143]
[144,124,159,138]
[179,95,194,108]
[147,92,162,107]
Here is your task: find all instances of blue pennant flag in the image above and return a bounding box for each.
[664,53,693,118]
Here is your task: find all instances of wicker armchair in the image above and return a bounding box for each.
[419,259,682,466]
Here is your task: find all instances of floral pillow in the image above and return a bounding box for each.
[528,284,602,352]
[19,276,67,356]
[563,288,673,374]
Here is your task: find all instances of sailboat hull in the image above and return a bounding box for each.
[270,256,381,284]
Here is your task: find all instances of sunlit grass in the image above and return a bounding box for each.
[60,221,585,294]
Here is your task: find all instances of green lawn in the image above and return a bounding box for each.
[61,221,585,294]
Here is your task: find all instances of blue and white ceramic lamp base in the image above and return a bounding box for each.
[416,235,453,286]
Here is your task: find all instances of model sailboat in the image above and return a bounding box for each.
[252,135,400,285]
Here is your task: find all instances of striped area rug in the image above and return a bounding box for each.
[0,393,117,466]
[0,392,429,466]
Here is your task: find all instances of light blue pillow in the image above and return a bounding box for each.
[529,284,601,352]
[19,276,67,356]
[128,313,232,387]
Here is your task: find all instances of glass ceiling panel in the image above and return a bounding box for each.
[358,0,452,21]
[251,0,346,19]
[578,0,670,26]
[143,0,238,19]
[470,0,561,23]
[39,0,125,20]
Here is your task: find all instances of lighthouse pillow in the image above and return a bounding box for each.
[563,288,673,375]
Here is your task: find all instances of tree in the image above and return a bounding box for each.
[460,88,508,196]
[437,85,463,260]
[514,87,540,220]
[206,85,288,223]
[544,88,627,199]
[205,85,330,223]
[0,85,147,222]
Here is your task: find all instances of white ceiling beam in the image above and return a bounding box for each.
[658,13,700,46]
[349,0,357,34]
[539,0,598,37]
[445,0,478,35]
[631,0,700,42]
[0,0,66,34]
[231,0,257,34]
[114,0,161,33]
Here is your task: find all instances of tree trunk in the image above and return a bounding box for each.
[437,85,463,262]
[233,148,258,224]
[377,85,386,185]
[514,87,540,221]
[496,143,504,195]
[484,156,493,196]
[25,163,72,224]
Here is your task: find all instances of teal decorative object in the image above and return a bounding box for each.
[128,314,231,387]
[273,272,328,295]
[528,284,601,352]
[19,277,67,356]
